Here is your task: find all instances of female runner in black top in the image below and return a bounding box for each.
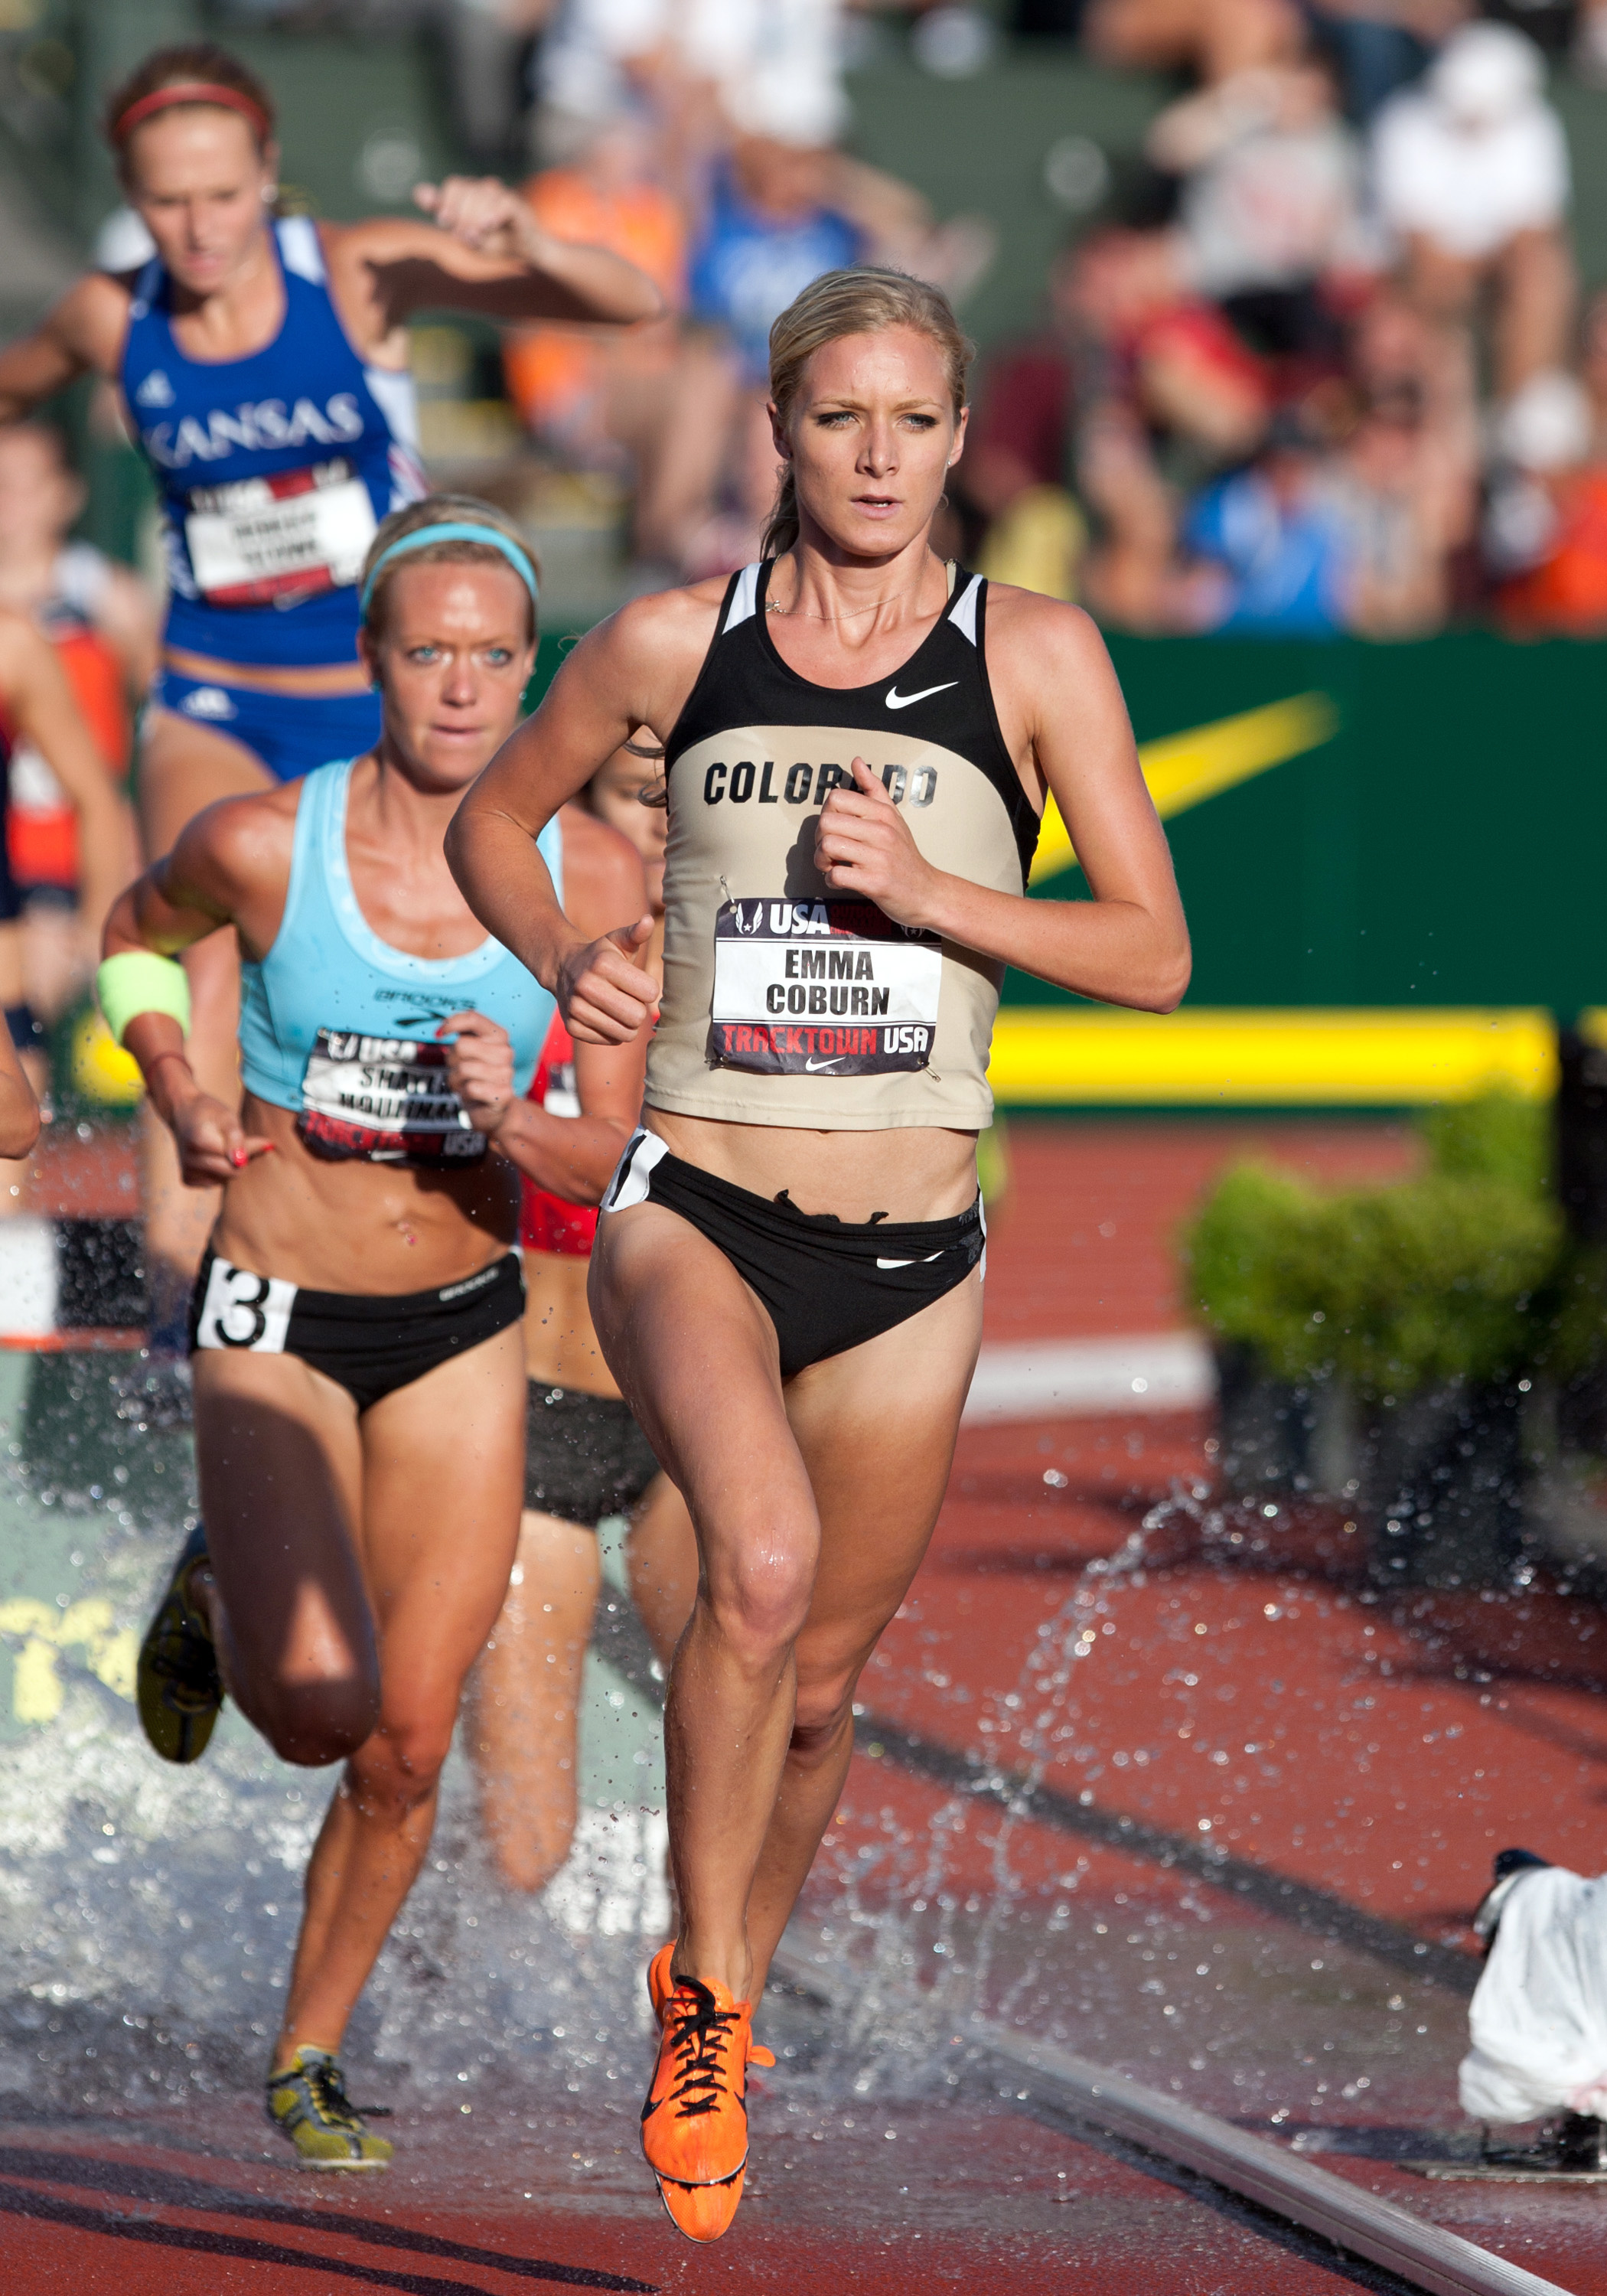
[448,264,1190,2241]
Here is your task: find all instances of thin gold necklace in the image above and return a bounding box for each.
[765,572,940,623]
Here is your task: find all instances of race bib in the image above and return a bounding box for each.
[297,1029,487,1165]
[711,898,942,1077]
[543,1054,580,1120]
[194,1255,297,1353]
[184,458,377,607]
[6,739,64,816]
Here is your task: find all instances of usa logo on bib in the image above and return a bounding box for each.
[711,899,942,1077]
[298,1029,486,1164]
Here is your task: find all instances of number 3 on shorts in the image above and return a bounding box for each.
[194,1255,298,1353]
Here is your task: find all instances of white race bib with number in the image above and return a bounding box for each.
[297,1028,485,1164]
[194,1255,297,1353]
[711,898,942,1077]
[184,458,377,606]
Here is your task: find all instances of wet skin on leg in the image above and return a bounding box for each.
[588,1201,983,2004]
[469,1505,603,1894]
[190,1320,526,2066]
[468,1472,697,1893]
[626,1472,699,1671]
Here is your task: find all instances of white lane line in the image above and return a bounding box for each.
[963,1332,1215,1423]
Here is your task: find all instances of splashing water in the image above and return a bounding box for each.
[810,1477,1235,2104]
[0,1353,672,2114]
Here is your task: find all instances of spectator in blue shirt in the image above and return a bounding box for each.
[1183,413,1350,631]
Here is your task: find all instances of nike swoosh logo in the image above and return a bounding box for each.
[885,681,957,710]
[876,1251,945,1269]
[804,1057,843,1071]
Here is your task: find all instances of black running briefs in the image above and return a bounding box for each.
[188,1245,523,1412]
[524,1384,662,1525]
[602,1130,984,1381]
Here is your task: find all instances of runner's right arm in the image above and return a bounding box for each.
[102,792,295,1181]
[447,588,713,1043]
[444,807,652,1202]
[0,272,129,422]
[0,1026,39,1159]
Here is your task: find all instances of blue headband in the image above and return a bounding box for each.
[359,521,539,619]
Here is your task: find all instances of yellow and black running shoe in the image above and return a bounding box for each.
[136,1523,222,1764]
[266,2047,393,2170]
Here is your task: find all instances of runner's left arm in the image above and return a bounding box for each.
[812,590,1191,1014]
[335,179,665,338]
[0,611,133,954]
[0,1024,40,1159]
[103,797,289,1179]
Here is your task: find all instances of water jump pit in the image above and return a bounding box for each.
[3,1118,1607,2293]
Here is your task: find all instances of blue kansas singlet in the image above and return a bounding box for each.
[239,758,559,1166]
[121,216,425,671]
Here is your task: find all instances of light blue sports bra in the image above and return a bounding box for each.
[239,756,558,1166]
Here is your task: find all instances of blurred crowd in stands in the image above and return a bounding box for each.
[967,2,1607,637]
[4,0,1598,1081]
[378,0,1607,641]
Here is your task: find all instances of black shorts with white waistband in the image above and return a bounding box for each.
[525,1385,662,1525]
[601,1130,984,1381]
[188,1245,523,1414]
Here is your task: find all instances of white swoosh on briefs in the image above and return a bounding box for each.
[876,1251,944,1268]
[885,681,957,709]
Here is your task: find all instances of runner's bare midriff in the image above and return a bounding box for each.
[644,1110,978,1225]
[209,1091,517,1294]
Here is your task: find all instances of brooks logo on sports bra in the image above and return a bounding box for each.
[237,757,559,1166]
[647,559,1039,1133]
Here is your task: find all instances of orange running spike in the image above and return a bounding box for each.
[641,1971,774,2237]
[646,1942,675,2026]
[657,2161,746,2242]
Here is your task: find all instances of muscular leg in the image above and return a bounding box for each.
[468,1505,602,1893]
[745,1273,982,1993]
[591,1207,817,2003]
[591,1208,983,2004]
[625,1472,699,1670]
[276,1322,524,2063]
[135,712,275,1333]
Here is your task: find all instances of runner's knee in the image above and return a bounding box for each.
[257,1677,378,1768]
[702,1540,813,1665]
[790,1674,858,1765]
[348,1712,456,1809]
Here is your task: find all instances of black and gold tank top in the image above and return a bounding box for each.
[647,559,1039,1133]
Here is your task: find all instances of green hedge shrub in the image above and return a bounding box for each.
[1183,1094,1569,1399]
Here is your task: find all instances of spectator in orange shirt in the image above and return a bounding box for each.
[502,113,689,557]
[1491,368,1607,638]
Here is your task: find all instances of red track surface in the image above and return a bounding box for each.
[0,2101,1442,2295]
[9,1117,1604,2293]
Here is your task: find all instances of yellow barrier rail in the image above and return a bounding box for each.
[989,1006,1557,1105]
